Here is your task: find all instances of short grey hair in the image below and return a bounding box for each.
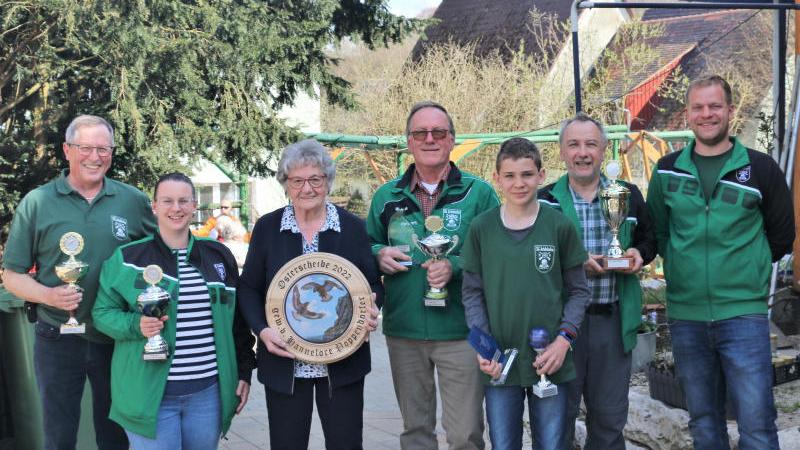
[276,139,336,191]
[65,115,115,145]
[559,112,608,148]
[405,101,456,136]
[216,215,246,241]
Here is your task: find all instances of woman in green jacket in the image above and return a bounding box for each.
[93,173,255,449]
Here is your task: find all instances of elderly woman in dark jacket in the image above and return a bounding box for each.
[238,139,383,450]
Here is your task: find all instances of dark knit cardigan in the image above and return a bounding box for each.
[238,205,384,394]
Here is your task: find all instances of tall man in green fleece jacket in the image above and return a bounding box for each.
[647,75,794,450]
[367,101,499,449]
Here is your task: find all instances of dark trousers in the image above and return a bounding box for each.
[265,377,364,450]
[33,321,128,450]
[564,304,631,450]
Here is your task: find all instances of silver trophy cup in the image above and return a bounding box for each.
[412,216,458,307]
[137,265,171,361]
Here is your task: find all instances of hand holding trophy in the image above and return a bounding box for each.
[529,327,558,398]
[412,215,458,307]
[54,232,88,334]
[137,265,171,361]
[599,160,633,270]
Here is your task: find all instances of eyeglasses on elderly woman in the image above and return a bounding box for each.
[286,175,327,190]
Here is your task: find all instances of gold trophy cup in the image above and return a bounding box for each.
[137,265,171,361]
[412,216,459,307]
[55,232,88,334]
[599,160,633,270]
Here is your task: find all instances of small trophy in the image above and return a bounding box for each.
[599,160,633,270]
[137,265,171,361]
[54,232,88,334]
[387,207,415,266]
[412,215,459,307]
[529,327,558,398]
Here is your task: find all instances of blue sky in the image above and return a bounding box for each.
[387,0,441,18]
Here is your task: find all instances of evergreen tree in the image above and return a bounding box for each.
[0,0,424,247]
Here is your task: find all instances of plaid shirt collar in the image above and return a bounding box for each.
[409,163,451,193]
[410,164,451,217]
[567,176,609,204]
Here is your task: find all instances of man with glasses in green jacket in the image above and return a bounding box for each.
[367,101,499,450]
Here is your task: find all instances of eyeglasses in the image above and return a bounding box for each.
[287,175,326,190]
[220,206,231,210]
[408,129,450,142]
[67,143,115,157]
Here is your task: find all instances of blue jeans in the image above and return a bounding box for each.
[125,382,221,450]
[484,383,566,450]
[670,315,779,450]
[33,321,128,450]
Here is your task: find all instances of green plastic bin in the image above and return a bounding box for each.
[0,285,97,450]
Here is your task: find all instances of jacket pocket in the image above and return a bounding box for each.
[35,321,60,340]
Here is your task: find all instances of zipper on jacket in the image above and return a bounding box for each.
[705,204,713,320]
[327,373,333,398]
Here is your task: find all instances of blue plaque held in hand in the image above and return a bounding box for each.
[468,327,502,362]
[468,327,518,385]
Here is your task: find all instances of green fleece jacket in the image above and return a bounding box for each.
[367,163,499,340]
[93,233,255,438]
[646,137,794,321]
[538,175,656,352]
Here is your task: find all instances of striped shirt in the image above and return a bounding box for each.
[167,249,218,381]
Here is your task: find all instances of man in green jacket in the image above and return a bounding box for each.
[366,101,499,449]
[1,115,157,449]
[647,75,794,449]
[538,112,655,449]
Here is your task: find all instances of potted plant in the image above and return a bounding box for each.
[632,318,657,372]
[633,279,665,372]
[645,352,687,409]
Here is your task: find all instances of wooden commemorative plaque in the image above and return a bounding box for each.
[266,252,373,364]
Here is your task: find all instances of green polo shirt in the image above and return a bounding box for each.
[3,170,157,342]
[460,205,587,385]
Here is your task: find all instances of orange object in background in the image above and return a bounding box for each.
[192,216,218,238]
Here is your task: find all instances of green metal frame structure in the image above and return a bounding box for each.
[308,127,695,174]
[200,127,696,224]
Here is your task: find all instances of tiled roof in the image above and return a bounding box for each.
[641,0,779,20]
[410,0,572,61]
[600,9,769,127]
[644,9,772,130]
